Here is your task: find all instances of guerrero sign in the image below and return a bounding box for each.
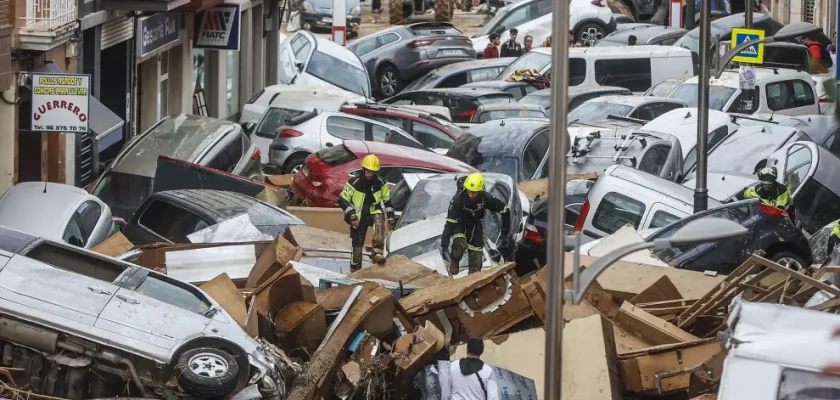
[31,73,91,133]
[194,4,241,50]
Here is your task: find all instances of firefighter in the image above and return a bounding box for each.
[735,166,795,221]
[828,220,840,256]
[440,173,510,275]
[338,154,393,271]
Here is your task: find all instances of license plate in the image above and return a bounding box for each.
[302,166,311,177]
[439,49,464,56]
[323,17,332,23]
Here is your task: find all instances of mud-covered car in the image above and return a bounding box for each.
[0,226,288,399]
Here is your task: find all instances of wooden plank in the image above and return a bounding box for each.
[676,257,763,328]
[630,275,683,305]
[814,266,840,281]
[753,255,840,296]
[614,302,700,346]
[638,299,698,309]
[561,314,623,399]
[808,297,840,312]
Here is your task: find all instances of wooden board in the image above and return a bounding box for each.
[200,273,247,329]
[630,276,682,305]
[561,314,623,400]
[614,302,699,345]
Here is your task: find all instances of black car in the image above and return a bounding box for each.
[517,199,812,275]
[515,179,594,273]
[460,80,541,101]
[381,88,515,123]
[597,24,687,46]
[519,86,633,111]
[648,199,811,274]
[124,189,304,245]
[299,0,362,37]
[446,118,550,181]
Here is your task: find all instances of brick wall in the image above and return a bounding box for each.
[0,0,11,89]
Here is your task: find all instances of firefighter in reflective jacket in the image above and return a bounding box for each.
[828,220,840,255]
[735,166,796,222]
[440,173,510,275]
[338,154,393,271]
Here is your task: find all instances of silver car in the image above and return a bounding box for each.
[264,110,431,174]
[91,115,263,219]
[0,226,284,399]
[0,182,116,249]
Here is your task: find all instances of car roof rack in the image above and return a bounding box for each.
[569,130,656,168]
[729,113,780,124]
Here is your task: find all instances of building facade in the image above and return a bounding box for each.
[0,0,282,192]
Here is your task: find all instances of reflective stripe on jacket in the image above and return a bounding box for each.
[338,175,391,219]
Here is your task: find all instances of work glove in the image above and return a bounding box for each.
[349,213,359,229]
[388,216,396,228]
[440,246,451,264]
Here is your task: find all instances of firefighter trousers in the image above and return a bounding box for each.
[350,213,385,271]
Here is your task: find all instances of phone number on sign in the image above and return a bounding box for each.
[32,125,88,132]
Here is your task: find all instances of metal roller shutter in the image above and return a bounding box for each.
[101,16,134,50]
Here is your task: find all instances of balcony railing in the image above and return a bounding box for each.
[24,0,76,30]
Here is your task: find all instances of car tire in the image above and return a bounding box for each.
[175,348,239,398]
[377,66,403,98]
[434,0,453,21]
[770,251,807,273]
[284,153,309,175]
[576,22,606,47]
[389,0,404,24]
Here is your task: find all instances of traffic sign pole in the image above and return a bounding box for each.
[670,0,682,28]
[745,0,752,28]
[332,0,347,45]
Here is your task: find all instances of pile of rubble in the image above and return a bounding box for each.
[57,216,840,399]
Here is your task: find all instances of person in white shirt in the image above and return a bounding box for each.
[442,337,499,400]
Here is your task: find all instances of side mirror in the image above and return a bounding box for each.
[294,61,304,72]
[241,121,256,136]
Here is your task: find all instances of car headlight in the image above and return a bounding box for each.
[301,1,314,11]
[350,5,361,15]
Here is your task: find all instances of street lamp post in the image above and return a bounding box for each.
[695,0,711,213]
[544,0,571,396]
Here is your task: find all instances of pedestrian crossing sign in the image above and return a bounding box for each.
[731,28,765,64]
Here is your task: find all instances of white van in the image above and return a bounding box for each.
[497,45,696,93]
[574,165,721,240]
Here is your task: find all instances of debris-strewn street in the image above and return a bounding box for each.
[1,0,840,398]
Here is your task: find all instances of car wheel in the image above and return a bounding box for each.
[770,251,807,273]
[175,348,239,397]
[576,23,606,47]
[285,153,309,175]
[378,66,403,98]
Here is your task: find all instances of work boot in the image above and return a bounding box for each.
[350,263,361,272]
[372,252,386,264]
[448,259,460,276]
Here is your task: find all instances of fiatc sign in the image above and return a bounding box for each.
[194,5,241,50]
[30,73,91,133]
[731,28,765,65]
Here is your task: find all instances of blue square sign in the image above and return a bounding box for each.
[731,28,765,64]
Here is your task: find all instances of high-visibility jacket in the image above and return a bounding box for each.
[829,220,840,255]
[337,174,392,220]
[741,183,793,209]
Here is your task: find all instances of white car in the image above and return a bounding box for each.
[668,68,821,116]
[568,95,687,124]
[472,0,615,54]
[0,182,116,249]
[278,30,372,99]
[239,84,366,125]
[264,110,432,173]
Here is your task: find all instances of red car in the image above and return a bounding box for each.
[341,104,465,150]
[291,140,475,207]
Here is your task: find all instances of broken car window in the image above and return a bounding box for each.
[135,274,211,315]
[255,108,307,138]
[26,243,127,282]
[306,51,369,97]
[592,192,646,234]
[315,145,358,166]
[777,368,840,400]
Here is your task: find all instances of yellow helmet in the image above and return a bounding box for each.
[361,154,380,171]
[464,173,485,192]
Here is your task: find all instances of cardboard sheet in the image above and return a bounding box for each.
[199,273,247,329]
[165,244,257,284]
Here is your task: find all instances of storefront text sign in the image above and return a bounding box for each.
[138,13,180,58]
[194,4,241,50]
[30,73,91,133]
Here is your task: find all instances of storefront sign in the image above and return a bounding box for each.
[194,4,241,50]
[30,73,91,133]
[137,13,180,58]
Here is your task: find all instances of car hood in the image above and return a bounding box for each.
[682,172,756,202]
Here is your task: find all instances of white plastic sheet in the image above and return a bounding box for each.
[188,214,273,243]
[165,245,257,284]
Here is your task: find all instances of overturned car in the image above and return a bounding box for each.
[0,226,289,399]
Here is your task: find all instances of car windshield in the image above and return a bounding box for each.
[683,132,785,180]
[306,51,370,97]
[255,107,306,138]
[477,109,546,122]
[405,72,443,91]
[390,235,443,259]
[519,93,551,109]
[569,103,634,123]
[111,115,234,178]
[476,6,511,36]
[497,51,551,80]
[400,180,461,228]
[646,81,681,97]
[478,157,519,181]
[91,171,154,219]
[669,84,737,111]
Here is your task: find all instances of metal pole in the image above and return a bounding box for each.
[694,0,710,213]
[685,0,695,29]
[745,0,753,27]
[544,0,570,397]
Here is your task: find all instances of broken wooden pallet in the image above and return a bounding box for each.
[674,254,840,337]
